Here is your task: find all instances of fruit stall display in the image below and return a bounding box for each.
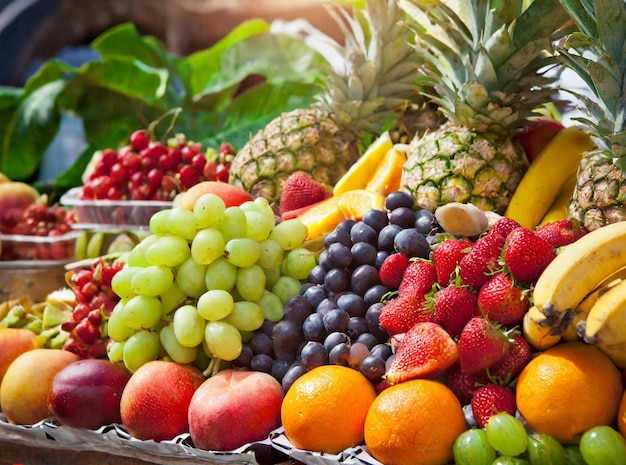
[2,0,626,465]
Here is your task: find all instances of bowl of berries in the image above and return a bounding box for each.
[61,129,233,229]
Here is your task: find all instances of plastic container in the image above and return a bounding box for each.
[0,260,69,302]
[0,230,83,262]
[60,187,172,229]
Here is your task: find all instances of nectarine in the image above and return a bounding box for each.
[48,359,132,430]
[0,348,79,425]
[120,360,205,442]
[0,328,39,383]
[175,181,253,210]
[188,369,284,451]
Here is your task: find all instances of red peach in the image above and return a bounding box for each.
[120,361,205,442]
[0,328,39,383]
[188,369,284,451]
[175,181,253,210]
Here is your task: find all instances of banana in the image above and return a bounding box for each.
[504,125,594,229]
[532,221,626,330]
[537,174,576,226]
[581,278,626,346]
[523,305,563,350]
[595,340,626,369]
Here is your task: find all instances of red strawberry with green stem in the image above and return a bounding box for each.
[458,230,506,289]
[432,237,473,285]
[458,316,511,374]
[385,321,459,384]
[503,226,556,283]
[535,219,588,249]
[429,282,478,338]
[379,260,437,335]
[446,363,489,406]
[471,384,517,428]
[379,252,410,289]
[487,334,533,385]
[489,216,521,238]
[477,273,530,326]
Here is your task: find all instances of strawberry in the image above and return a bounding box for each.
[470,384,517,428]
[446,363,489,406]
[535,219,588,248]
[385,321,459,384]
[379,252,410,288]
[503,226,556,283]
[279,171,329,215]
[432,237,473,285]
[379,260,437,335]
[458,230,506,289]
[477,273,530,326]
[458,316,511,373]
[430,283,478,338]
[487,334,532,385]
[488,216,521,238]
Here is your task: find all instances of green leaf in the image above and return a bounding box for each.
[0,81,64,179]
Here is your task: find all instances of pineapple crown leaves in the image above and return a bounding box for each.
[313,0,425,133]
[554,0,626,163]
[398,0,570,132]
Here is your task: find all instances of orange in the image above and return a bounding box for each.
[364,379,466,465]
[516,341,623,444]
[617,386,626,439]
[298,189,385,241]
[281,365,377,454]
[365,147,407,196]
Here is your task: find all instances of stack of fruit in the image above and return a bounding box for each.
[3,0,626,464]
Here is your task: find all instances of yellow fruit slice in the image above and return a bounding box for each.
[298,190,386,241]
[333,132,393,195]
[365,147,406,196]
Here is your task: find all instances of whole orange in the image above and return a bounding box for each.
[516,342,623,444]
[617,387,626,439]
[281,365,377,454]
[364,379,466,465]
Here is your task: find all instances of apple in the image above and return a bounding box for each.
[48,359,132,430]
[0,348,80,425]
[0,328,39,383]
[188,369,284,451]
[120,360,205,442]
[515,118,565,163]
[175,181,254,210]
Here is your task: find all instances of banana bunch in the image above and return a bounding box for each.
[505,125,594,228]
[524,221,626,368]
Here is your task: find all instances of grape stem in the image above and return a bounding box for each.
[202,357,223,378]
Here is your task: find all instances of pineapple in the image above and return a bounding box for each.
[556,0,626,231]
[399,0,570,213]
[229,0,424,204]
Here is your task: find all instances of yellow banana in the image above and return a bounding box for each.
[523,305,563,350]
[533,222,626,329]
[582,278,626,346]
[505,125,594,229]
[595,340,626,369]
[538,174,576,227]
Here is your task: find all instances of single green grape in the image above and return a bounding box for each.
[130,265,174,297]
[527,433,566,465]
[107,300,134,341]
[224,237,261,268]
[191,227,225,265]
[236,265,266,301]
[579,425,626,465]
[166,207,197,240]
[205,257,237,291]
[244,210,273,242]
[159,283,187,316]
[176,257,208,298]
[122,329,160,373]
[269,218,307,250]
[563,445,587,465]
[485,412,528,457]
[257,238,284,269]
[453,428,497,465]
[204,321,242,361]
[197,289,234,321]
[217,206,247,242]
[282,247,317,280]
[263,266,282,290]
[225,301,265,332]
[122,295,163,330]
[173,304,206,348]
[107,340,125,364]
[159,325,198,364]
[145,234,190,267]
[272,275,303,304]
[126,234,159,267]
[149,209,172,235]
[111,266,140,299]
[255,289,284,322]
[193,193,226,229]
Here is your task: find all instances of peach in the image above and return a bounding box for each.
[188,369,284,451]
[120,360,205,442]
[0,328,39,383]
[0,348,80,425]
[175,181,253,210]
[0,181,40,224]
[48,359,132,430]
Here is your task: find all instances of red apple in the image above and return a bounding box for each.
[515,118,565,163]
[188,369,284,451]
[120,360,205,442]
[175,181,254,210]
[48,359,132,430]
